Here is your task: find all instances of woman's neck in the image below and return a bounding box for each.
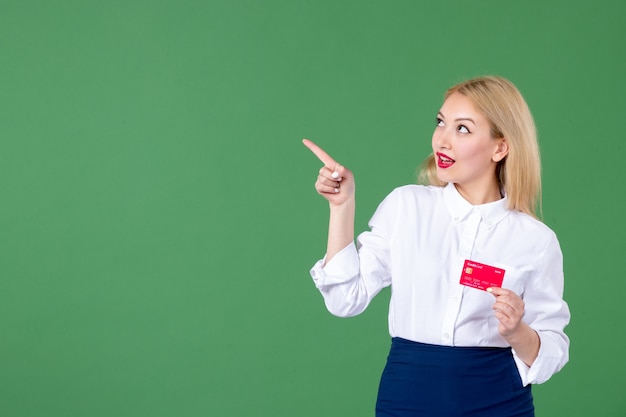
[454,182,502,205]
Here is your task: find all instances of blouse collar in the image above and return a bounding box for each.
[443,182,510,226]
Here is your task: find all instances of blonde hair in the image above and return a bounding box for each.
[418,76,542,218]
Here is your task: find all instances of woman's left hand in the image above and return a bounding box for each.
[487,287,525,339]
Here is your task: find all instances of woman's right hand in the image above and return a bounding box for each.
[302,139,355,207]
[303,139,356,262]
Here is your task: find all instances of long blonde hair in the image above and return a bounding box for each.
[418,76,542,218]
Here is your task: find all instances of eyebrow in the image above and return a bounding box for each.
[437,111,476,124]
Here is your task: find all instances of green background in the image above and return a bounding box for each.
[1,1,624,416]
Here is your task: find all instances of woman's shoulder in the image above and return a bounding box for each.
[370,184,444,217]
[388,184,445,200]
[370,184,444,227]
[374,184,445,216]
[507,209,560,243]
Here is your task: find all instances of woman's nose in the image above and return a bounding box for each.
[433,129,450,150]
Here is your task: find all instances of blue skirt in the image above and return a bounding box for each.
[376,338,534,417]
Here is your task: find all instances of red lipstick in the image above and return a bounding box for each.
[436,152,455,168]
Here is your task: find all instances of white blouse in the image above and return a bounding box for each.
[310,182,570,386]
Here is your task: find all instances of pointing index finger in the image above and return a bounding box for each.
[302,139,338,169]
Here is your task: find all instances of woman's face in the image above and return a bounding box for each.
[431,92,507,202]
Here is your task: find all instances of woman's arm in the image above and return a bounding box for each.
[303,139,356,263]
[487,286,540,366]
[488,232,570,384]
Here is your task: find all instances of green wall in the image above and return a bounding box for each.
[1,1,624,416]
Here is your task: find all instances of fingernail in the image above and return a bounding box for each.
[331,171,339,179]
[334,188,339,193]
[487,287,493,293]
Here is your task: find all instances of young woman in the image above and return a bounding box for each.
[303,76,570,417]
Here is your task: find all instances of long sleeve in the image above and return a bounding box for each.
[512,232,570,385]
[309,193,396,317]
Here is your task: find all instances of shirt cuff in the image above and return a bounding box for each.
[309,242,359,289]
[512,332,564,386]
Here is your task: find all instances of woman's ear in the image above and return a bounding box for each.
[492,138,509,162]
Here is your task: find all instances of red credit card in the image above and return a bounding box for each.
[459,259,505,291]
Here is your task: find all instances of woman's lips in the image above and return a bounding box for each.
[436,152,455,168]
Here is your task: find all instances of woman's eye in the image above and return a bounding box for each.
[436,117,444,127]
[457,125,470,134]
